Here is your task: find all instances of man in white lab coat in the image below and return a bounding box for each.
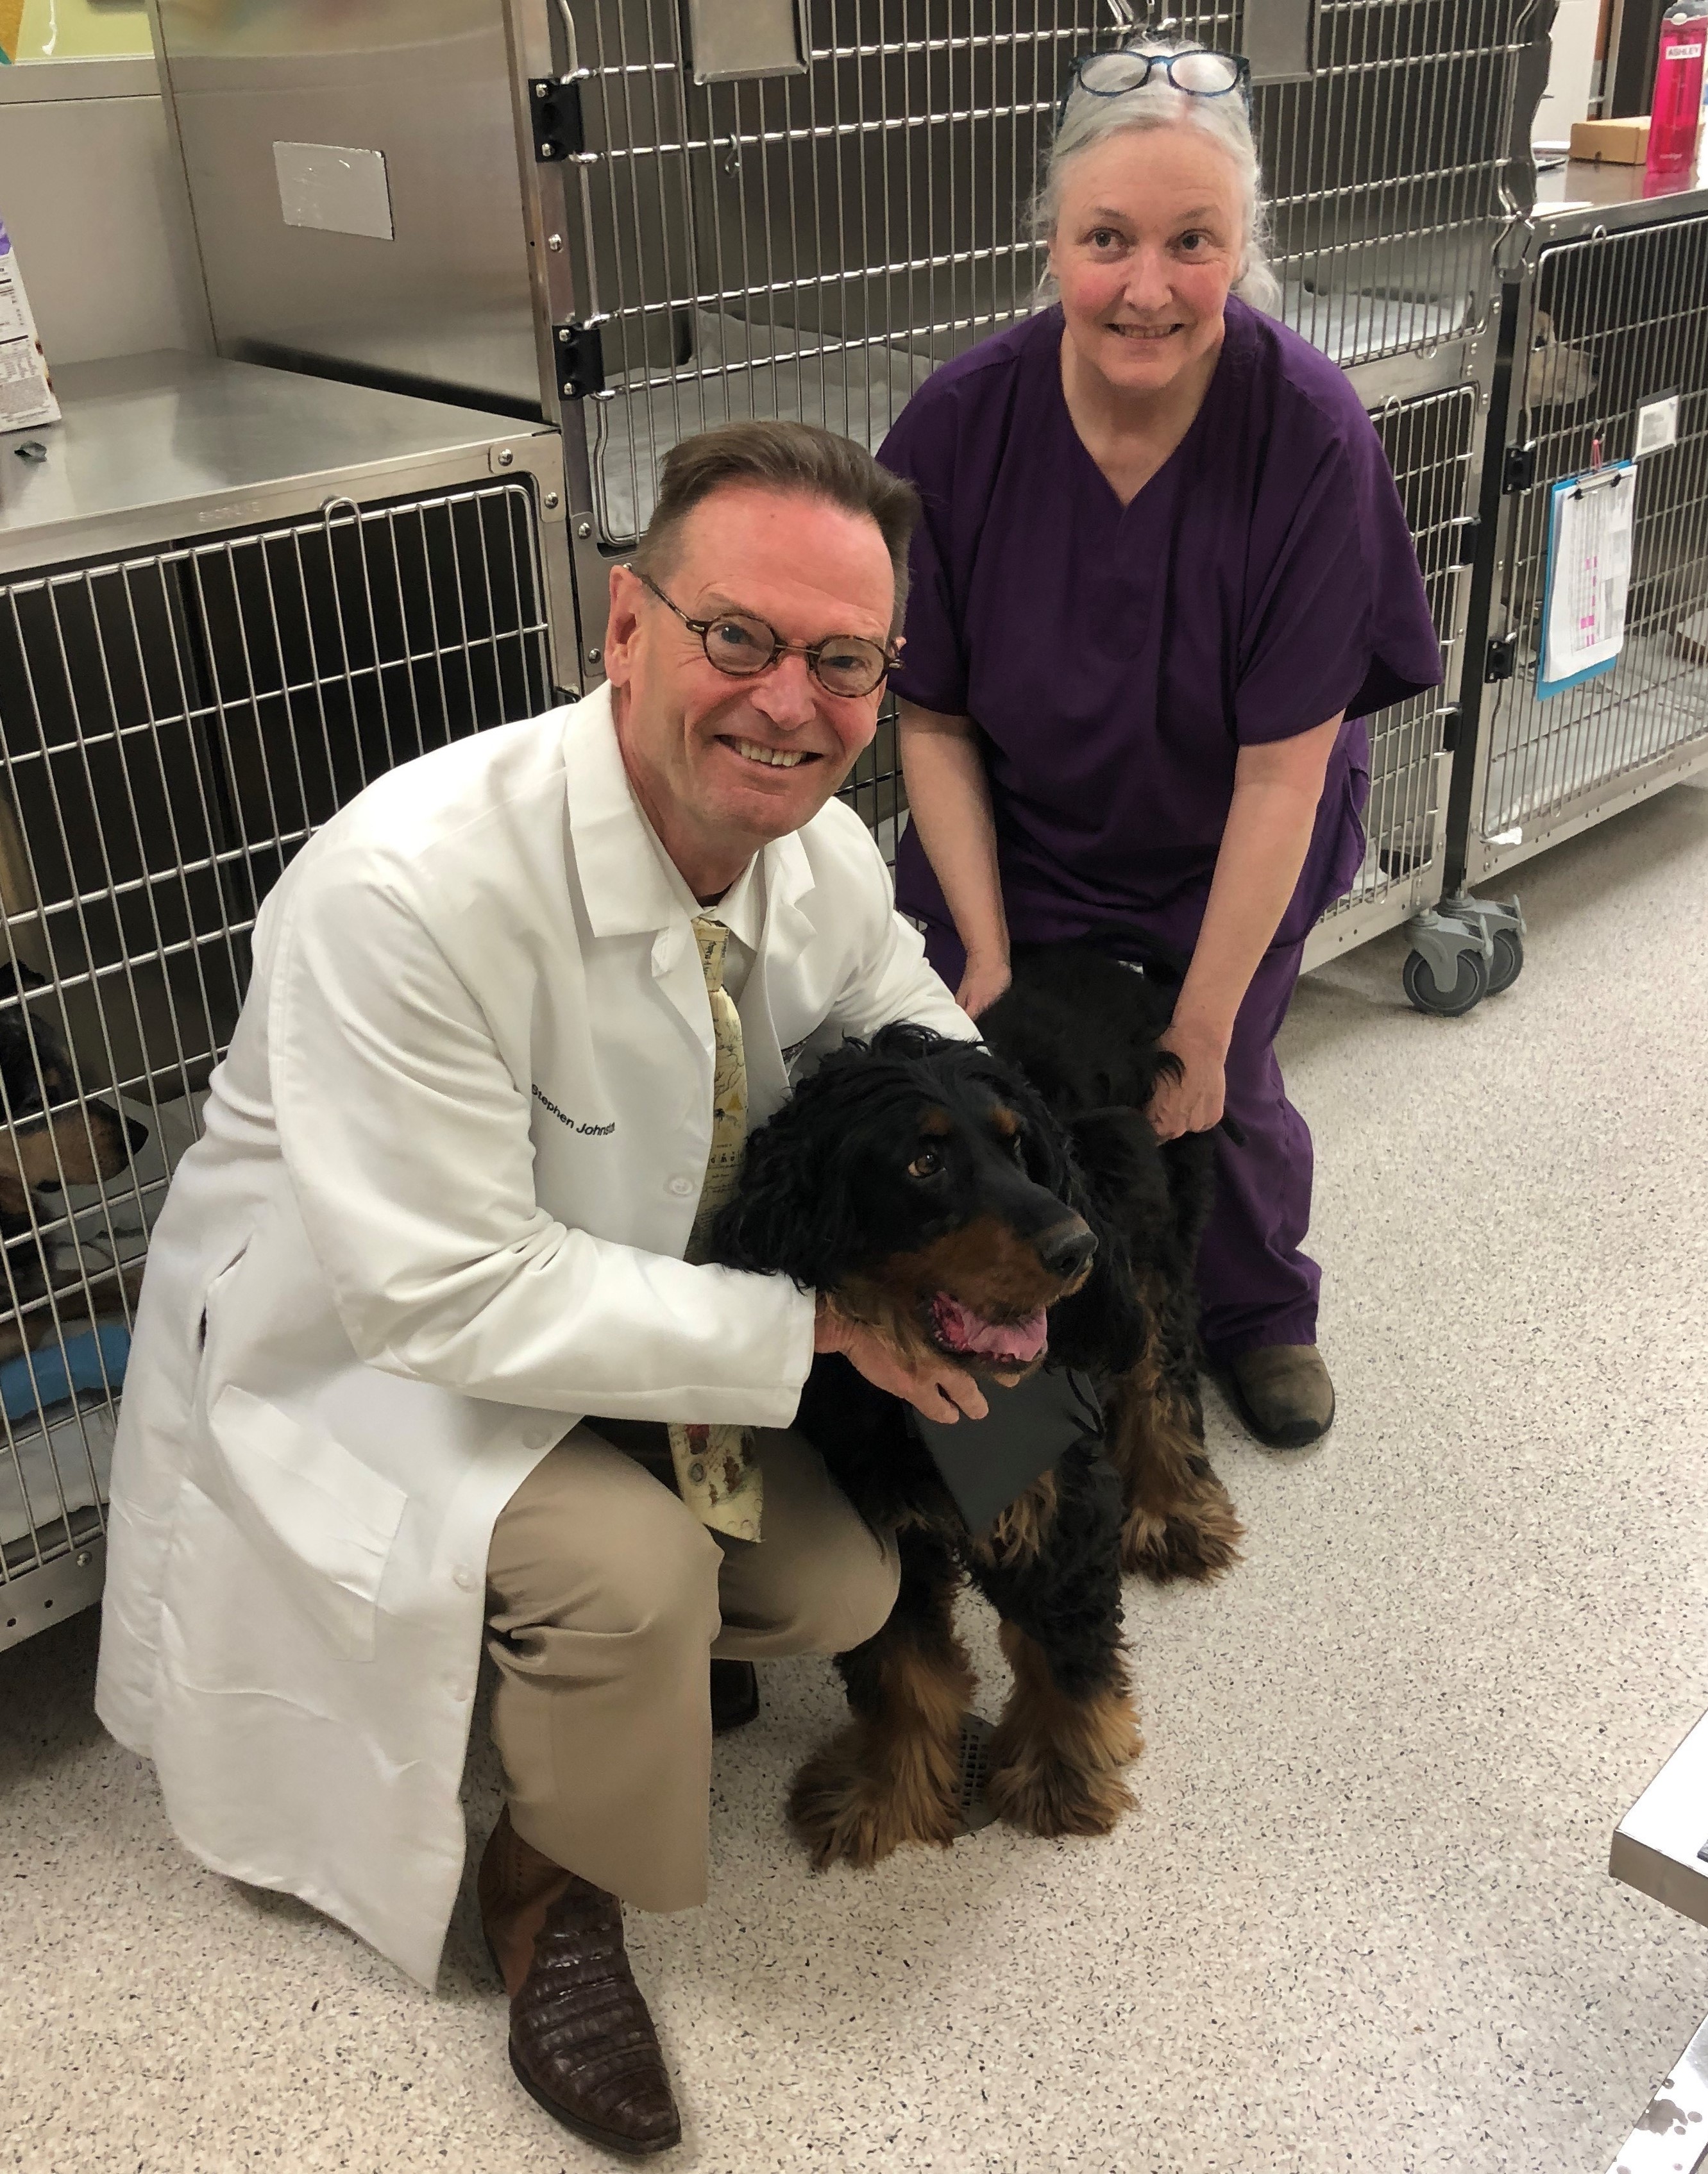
[94,421,986,2157]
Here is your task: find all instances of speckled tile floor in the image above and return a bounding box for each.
[7,782,1708,2174]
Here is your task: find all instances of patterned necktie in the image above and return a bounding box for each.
[668,916,765,1542]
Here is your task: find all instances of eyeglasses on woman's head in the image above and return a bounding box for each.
[1061,44,1252,121]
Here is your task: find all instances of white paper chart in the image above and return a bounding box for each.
[1542,464,1636,695]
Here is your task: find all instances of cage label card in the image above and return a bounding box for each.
[1636,393,1680,459]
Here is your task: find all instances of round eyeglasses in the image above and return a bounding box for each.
[636,570,897,699]
[1063,45,1251,116]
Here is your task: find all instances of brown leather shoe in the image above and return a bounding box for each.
[478,1808,681,2157]
[1226,1344,1335,1450]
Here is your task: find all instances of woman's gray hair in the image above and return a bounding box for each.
[1032,40,1283,317]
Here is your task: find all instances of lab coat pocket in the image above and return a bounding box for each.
[207,1385,407,1661]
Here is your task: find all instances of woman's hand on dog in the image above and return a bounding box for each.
[1147,1022,1228,1142]
[955,948,1012,1022]
[813,1299,990,1423]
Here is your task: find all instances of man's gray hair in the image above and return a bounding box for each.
[1032,39,1283,317]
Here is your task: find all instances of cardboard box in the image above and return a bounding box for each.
[1570,116,1653,164]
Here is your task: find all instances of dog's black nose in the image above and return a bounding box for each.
[125,1116,149,1154]
[1036,1222,1096,1280]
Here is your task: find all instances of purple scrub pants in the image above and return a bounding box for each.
[922,925,1317,1365]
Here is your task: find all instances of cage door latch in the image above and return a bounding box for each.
[530,79,586,164]
[1503,443,1537,494]
[553,323,605,401]
[1485,636,1518,683]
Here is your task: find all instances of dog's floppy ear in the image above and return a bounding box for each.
[994,1065,1079,1201]
[0,961,46,1006]
[706,1081,870,1290]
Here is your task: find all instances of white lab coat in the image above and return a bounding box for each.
[94,687,972,1988]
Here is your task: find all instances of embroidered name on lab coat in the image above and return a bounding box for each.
[532,1085,615,1136]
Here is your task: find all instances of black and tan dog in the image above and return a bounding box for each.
[0,964,147,1365]
[710,943,1242,1870]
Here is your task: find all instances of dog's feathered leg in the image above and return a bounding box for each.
[972,1439,1142,1839]
[1105,1301,1244,1582]
[787,1526,971,1869]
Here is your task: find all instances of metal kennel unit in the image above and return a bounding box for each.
[539,0,1552,658]
[149,0,1554,677]
[0,351,573,1653]
[1302,376,1486,969]
[1448,181,1708,917]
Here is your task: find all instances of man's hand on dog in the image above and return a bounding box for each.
[813,1298,991,1422]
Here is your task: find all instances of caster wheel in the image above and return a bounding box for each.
[1403,945,1489,1016]
[1487,927,1524,995]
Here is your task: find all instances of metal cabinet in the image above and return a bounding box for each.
[1306,375,1488,970]
[0,352,572,1650]
[1468,190,1708,887]
[148,0,1553,680]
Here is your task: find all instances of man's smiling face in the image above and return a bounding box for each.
[604,484,896,897]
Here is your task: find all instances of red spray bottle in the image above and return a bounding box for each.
[1645,0,1708,190]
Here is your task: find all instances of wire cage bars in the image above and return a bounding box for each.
[1307,380,1482,961]
[552,0,1545,564]
[0,480,554,1651]
[1466,206,1708,884]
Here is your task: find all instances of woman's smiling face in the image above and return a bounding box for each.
[1049,122,1245,400]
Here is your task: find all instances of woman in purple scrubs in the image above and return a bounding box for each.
[881,44,1441,1449]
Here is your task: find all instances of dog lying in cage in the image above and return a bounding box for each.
[708,944,1242,1868]
[0,965,148,1367]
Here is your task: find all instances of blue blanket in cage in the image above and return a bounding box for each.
[0,1323,131,1421]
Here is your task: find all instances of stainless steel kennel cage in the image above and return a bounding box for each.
[0,353,573,1651]
[541,0,1552,650]
[1467,189,1708,883]
[1406,171,1708,1014]
[149,0,1554,652]
[1303,376,1485,968]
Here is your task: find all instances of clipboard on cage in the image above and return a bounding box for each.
[1537,460,1638,702]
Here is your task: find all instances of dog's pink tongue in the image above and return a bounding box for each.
[932,1295,1049,1364]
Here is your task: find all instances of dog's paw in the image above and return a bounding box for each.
[1120,1481,1244,1583]
[787,1725,961,1869]
[985,1745,1137,1839]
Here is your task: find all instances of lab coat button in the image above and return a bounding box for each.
[668,1175,695,1198]
[453,1565,475,1592]
[445,1675,469,1701]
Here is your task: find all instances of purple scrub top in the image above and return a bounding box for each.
[879,298,1444,956]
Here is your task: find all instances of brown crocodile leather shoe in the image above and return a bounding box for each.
[478,1808,681,2157]
[1226,1344,1336,1451]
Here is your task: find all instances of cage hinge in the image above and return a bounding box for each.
[1484,636,1518,684]
[1439,704,1462,753]
[553,323,605,401]
[1503,443,1537,493]
[1451,515,1482,566]
[530,78,586,163]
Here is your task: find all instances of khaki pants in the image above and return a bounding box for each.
[484,1422,899,1912]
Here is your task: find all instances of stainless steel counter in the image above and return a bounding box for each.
[1535,144,1708,226]
[0,348,561,575]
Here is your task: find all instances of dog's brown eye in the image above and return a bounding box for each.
[908,1148,943,1180]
